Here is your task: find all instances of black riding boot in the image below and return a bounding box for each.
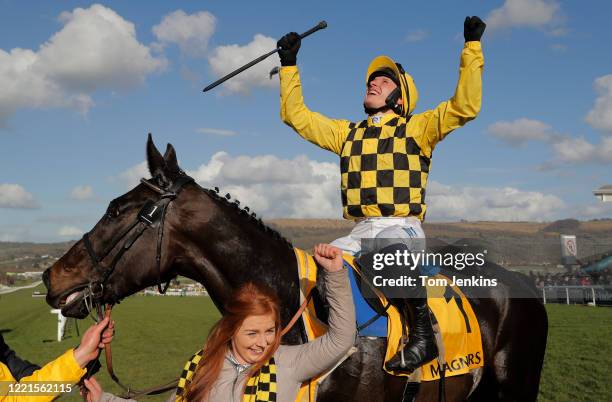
[354,243,439,374]
[384,296,438,373]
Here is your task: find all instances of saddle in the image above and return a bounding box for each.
[294,248,484,384]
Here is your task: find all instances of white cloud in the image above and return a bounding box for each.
[0,225,32,242]
[549,136,612,165]
[107,152,610,222]
[580,201,612,219]
[486,0,563,33]
[115,161,149,189]
[70,185,94,200]
[0,184,39,209]
[486,115,612,167]
[535,74,612,167]
[0,4,166,125]
[550,136,596,163]
[58,226,83,237]
[208,34,278,94]
[0,233,19,242]
[187,152,341,218]
[585,74,612,133]
[427,181,565,221]
[405,29,429,43]
[36,215,92,225]
[487,118,552,146]
[152,10,216,57]
[196,127,237,137]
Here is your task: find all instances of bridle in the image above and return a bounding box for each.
[78,174,193,397]
[81,175,194,316]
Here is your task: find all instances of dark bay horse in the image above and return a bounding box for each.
[43,136,547,402]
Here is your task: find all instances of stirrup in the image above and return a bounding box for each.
[385,334,438,373]
[399,334,408,368]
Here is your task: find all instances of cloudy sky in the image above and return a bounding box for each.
[1,0,611,242]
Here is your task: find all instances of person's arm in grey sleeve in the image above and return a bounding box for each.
[277,244,356,382]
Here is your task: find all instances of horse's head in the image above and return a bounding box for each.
[44,134,197,318]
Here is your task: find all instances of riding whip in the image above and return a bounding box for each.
[202,20,327,92]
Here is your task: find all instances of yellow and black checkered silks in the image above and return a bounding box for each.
[340,116,429,219]
[175,350,277,402]
[280,41,484,221]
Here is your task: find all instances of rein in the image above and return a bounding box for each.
[97,305,180,398]
[281,289,314,337]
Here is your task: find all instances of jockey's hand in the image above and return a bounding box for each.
[277,32,301,66]
[82,377,103,402]
[73,317,113,368]
[464,16,486,42]
[314,244,344,273]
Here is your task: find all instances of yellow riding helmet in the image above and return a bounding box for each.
[366,55,419,116]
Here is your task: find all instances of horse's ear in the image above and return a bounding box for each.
[163,143,180,174]
[146,133,169,187]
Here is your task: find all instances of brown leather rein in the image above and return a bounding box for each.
[99,290,314,399]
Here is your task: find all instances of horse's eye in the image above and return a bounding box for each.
[106,203,121,219]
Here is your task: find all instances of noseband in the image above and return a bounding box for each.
[81,175,194,314]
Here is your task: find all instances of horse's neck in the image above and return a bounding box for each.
[177,194,304,344]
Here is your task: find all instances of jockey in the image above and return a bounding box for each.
[277,16,485,373]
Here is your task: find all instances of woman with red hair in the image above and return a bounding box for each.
[86,243,356,402]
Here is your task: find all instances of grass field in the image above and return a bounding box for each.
[1,284,610,402]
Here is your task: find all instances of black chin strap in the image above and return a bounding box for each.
[364,104,391,115]
[363,87,402,116]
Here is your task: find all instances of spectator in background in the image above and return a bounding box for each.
[580,276,591,286]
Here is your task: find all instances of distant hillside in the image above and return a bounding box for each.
[0,241,74,273]
[268,219,612,267]
[0,241,74,258]
[2,219,611,271]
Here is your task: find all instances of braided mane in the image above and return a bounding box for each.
[202,186,292,249]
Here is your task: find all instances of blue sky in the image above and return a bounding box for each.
[1,0,611,242]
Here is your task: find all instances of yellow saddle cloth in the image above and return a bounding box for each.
[293,248,484,385]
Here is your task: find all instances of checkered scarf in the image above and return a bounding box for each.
[175,349,277,402]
